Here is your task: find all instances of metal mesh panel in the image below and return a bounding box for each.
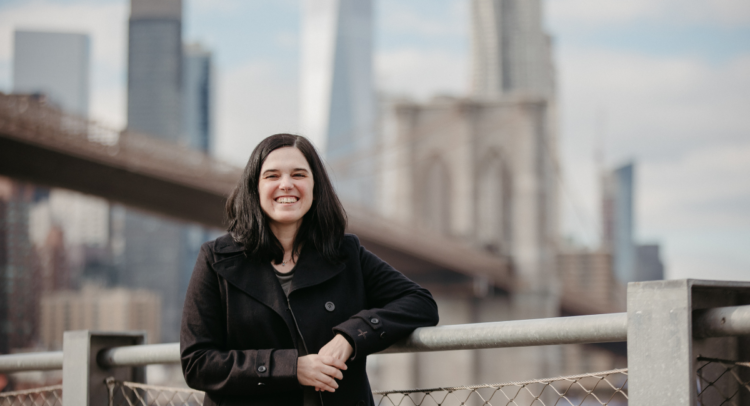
[105,370,628,406]
[102,360,750,406]
[0,385,62,406]
[696,357,750,405]
[106,378,204,406]
[374,369,628,406]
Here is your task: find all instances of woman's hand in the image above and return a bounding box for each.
[297,354,347,392]
[318,334,353,363]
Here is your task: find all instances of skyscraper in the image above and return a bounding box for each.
[182,43,212,153]
[13,30,110,301]
[123,0,185,342]
[0,178,43,353]
[127,0,182,141]
[602,162,636,283]
[470,0,554,98]
[181,42,214,323]
[13,31,89,116]
[300,0,376,206]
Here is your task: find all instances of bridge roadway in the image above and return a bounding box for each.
[0,94,619,315]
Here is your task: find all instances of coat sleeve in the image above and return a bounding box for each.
[332,235,439,360]
[180,243,300,395]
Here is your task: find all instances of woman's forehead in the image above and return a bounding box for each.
[261,147,311,171]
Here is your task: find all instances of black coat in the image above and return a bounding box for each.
[180,233,439,406]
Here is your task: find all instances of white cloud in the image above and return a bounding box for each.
[557,48,750,281]
[0,1,126,71]
[212,60,299,166]
[546,0,659,26]
[640,143,750,233]
[90,83,126,129]
[379,0,467,39]
[376,48,468,100]
[546,0,750,28]
[558,50,750,164]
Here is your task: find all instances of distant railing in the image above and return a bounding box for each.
[0,93,240,196]
[1,280,750,406]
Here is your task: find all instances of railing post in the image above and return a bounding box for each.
[627,279,750,406]
[62,331,146,406]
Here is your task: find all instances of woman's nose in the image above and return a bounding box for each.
[279,175,293,190]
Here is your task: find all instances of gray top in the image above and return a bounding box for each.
[273,266,322,406]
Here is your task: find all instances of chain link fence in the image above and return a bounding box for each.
[103,370,628,406]
[45,358,745,406]
[696,357,750,405]
[0,385,62,406]
[106,378,204,406]
[374,369,628,406]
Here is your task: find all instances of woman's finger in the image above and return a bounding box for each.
[319,355,347,371]
[321,364,344,380]
[315,373,338,392]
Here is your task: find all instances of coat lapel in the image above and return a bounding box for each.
[289,244,346,294]
[211,240,296,338]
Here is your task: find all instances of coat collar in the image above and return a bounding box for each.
[211,235,346,309]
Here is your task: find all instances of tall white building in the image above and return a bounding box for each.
[471,0,554,98]
[122,0,188,343]
[13,30,90,116]
[300,0,376,206]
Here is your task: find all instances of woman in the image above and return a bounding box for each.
[181,133,439,406]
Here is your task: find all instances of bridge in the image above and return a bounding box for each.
[0,93,617,313]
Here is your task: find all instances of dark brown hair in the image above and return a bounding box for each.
[226,133,347,264]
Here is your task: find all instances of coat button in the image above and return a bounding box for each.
[257,365,267,373]
[370,318,379,324]
[325,301,335,311]
[380,331,386,339]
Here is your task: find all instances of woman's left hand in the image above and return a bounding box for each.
[318,334,353,364]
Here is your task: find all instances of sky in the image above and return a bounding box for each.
[0,0,748,282]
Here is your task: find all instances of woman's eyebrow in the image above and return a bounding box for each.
[293,168,310,172]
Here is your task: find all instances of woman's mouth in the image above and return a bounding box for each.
[276,197,298,204]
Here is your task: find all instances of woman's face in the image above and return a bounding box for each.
[258,146,315,231]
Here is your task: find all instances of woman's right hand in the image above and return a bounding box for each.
[297,354,347,392]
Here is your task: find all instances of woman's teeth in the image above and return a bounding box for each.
[277,197,297,203]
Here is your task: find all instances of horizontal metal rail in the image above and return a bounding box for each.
[98,343,179,368]
[3,304,750,372]
[693,304,750,338]
[0,351,63,373]
[382,312,628,353]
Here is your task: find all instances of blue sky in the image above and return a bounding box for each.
[0,0,748,282]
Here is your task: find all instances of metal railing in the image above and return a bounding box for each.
[5,302,749,373]
[0,93,240,196]
[1,279,750,406]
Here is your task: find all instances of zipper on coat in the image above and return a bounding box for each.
[287,296,326,406]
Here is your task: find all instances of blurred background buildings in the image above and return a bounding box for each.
[300,0,377,208]
[0,0,746,392]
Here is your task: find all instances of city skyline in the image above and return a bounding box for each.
[0,0,748,283]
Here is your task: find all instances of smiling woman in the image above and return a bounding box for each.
[258,147,315,238]
[180,133,439,406]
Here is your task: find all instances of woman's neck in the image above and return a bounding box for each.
[270,221,300,258]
